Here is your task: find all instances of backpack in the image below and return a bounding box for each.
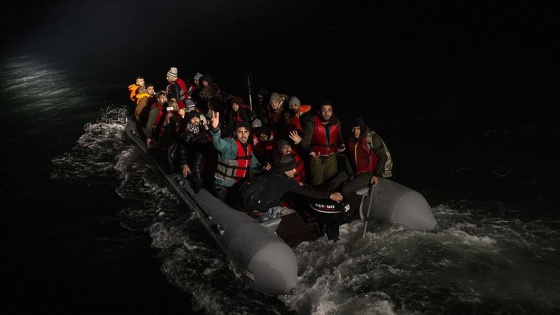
[235,174,269,212]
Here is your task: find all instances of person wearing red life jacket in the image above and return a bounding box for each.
[301,101,346,187]
[209,111,269,202]
[145,91,168,148]
[165,67,188,103]
[253,125,277,166]
[284,96,312,137]
[223,96,253,137]
[275,138,306,184]
[341,116,393,195]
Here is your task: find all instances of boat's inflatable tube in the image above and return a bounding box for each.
[192,189,298,295]
[124,119,297,295]
[358,177,437,231]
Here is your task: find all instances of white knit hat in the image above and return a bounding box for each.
[193,72,203,81]
[167,67,178,78]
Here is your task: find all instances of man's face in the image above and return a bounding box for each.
[258,133,269,142]
[136,78,145,86]
[232,103,240,112]
[147,86,155,95]
[158,94,167,104]
[236,127,250,143]
[289,102,300,113]
[320,105,333,121]
[190,115,200,124]
[352,126,361,139]
[280,144,292,156]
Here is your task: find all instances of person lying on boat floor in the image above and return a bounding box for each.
[250,156,343,222]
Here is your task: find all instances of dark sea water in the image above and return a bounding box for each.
[2,2,559,314]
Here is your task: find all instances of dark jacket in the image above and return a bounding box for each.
[257,168,331,212]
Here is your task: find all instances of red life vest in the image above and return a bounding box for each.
[285,105,311,135]
[291,152,306,182]
[149,103,165,139]
[348,135,379,174]
[167,78,188,101]
[216,140,253,182]
[311,116,340,155]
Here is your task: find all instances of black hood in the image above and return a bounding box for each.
[349,116,367,138]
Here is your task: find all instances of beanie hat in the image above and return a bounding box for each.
[187,110,198,121]
[270,92,281,103]
[276,156,297,173]
[277,139,290,152]
[167,67,178,78]
[288,96,300,107]
[200,74,212,84]
[184,100,196,112]
[193,72,203,81]
[251,118,262,128]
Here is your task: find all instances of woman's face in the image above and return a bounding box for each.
[270,100,282,110]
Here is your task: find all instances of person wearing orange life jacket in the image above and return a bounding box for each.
[301,101,346,187]
[145,91,168,148]
[284,96,312,137]
[341,116,392,195]
[209,111,269,202]
[165,67,188,103]
[128,76,145,102]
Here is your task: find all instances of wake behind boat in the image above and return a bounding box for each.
[124,117,437,295]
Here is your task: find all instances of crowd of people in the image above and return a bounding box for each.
[127,66,394,238]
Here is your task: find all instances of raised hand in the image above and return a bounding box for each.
[211,111,220,129]
[288,130,302,145]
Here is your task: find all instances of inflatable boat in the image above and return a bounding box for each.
[123,118,437,295]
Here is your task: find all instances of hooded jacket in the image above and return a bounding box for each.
[347,117,393,177]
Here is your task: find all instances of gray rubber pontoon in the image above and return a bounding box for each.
[356,177,438,231]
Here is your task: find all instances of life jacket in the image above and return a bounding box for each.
[128,84,140,102]
[291,152,306,183]
[167,78,188,102]
[311,116,340,155]
[231,104,252,123]
[215,140,253,182]
[348,133,378,174]
[149,103,165,139]
[285,105,311,135]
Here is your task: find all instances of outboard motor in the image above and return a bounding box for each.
[309,200,350,242]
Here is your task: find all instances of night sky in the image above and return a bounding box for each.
[2,1,557,121]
